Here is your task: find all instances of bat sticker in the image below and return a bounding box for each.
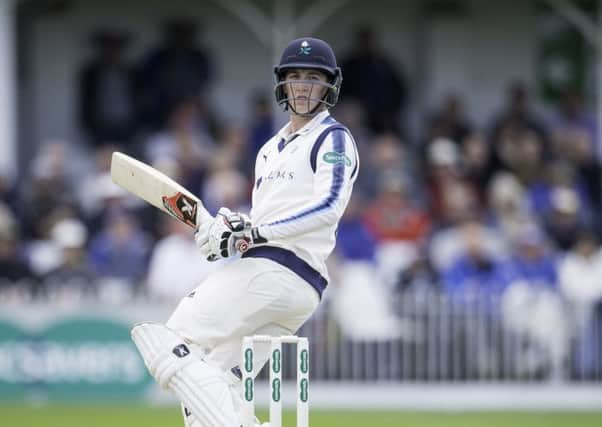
[162,192,198,228]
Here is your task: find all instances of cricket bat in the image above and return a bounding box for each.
[110,151,213,229]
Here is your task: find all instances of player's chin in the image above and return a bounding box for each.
[291,100,318,115]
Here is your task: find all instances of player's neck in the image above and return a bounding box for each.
[288,115,312,134]
[288,108,326,134]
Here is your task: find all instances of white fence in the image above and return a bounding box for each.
[1,285,601,384]
[267,291,602,384]
[1,289,601,409]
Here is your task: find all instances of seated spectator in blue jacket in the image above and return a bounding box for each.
[88,211,151,289]
[499,223,566,377]
[336,195,376,262]
[497,223,557,289]
[442,221,506,303]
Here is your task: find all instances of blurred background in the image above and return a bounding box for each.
[1,0,602,426]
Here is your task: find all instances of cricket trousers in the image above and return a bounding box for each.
[166,255,320,375]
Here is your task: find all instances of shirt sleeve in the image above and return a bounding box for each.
[257,129,359,240]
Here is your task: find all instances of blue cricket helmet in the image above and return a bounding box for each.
[274,37,343,114]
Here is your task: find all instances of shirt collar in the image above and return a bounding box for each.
[277,110,331,142]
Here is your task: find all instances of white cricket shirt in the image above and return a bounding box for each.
[250,110,359,282]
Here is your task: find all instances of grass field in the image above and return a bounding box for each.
[1,405,601,427]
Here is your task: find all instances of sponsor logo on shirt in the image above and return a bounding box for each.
[323,151,352,167]
[265,170,295,181]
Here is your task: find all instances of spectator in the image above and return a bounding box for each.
[486,172,533,243]
[42,218,96,301]
[247,91,274,169]
[495,127,546,186]
[25,203,79,278]
[429,218,508,277]
[549,88,597,159]
[425,137,481,226]
[358,132,418,200]
[423,94,472,149]
[341,25,407,135]
[363,171,431,286]
[395,251,440,298]
[490,81,548,156]
[214,123,250,175]
[335,195,377,262]
[78,29,137,147]
[146,217,223,302]
[331,258,405,341]
[88,211,151,290]
[442,221,505,300]
[145,96,215,192]
[549,88,601,215]
[202,167,250,215]
[83,170,144,233]
[363,171,430,244]
[498,223,557,288]
[0,172,19,218]
[0,203,36,296]
[499,223,567,378]
[440,221,506,377]
[544,187,585,252]
[527,161,593,228]
[558,231,602,377]
[331,196,403,341]
[78,145,119,218]
[138,18,214,128]
[22,142,81,240]
[460,131,494,201]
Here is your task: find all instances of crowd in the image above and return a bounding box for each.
[0,22,601,378]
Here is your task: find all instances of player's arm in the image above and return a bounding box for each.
[194,131,358,256]
[252,129,358,242]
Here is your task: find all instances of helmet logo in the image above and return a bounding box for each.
[298,40,312,55]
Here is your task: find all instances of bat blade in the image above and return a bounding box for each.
[110,152,212,228]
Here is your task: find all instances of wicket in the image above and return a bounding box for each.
[241,335,309,427]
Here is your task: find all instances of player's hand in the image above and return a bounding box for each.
[194,209,266,260]
[195,208,243,260]
[241,226,268,249]
[232,222,268,254]
[194,220,213,260]
[205,207,252,260]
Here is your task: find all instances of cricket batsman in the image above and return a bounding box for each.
[131,37,359,426]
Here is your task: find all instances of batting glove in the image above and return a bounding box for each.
[194,219,213,260]
[201,208,253,261]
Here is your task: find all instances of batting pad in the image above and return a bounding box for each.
[131,322,240,427]
[181,403,202,427]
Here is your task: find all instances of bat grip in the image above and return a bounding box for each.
[197,207,213,227]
